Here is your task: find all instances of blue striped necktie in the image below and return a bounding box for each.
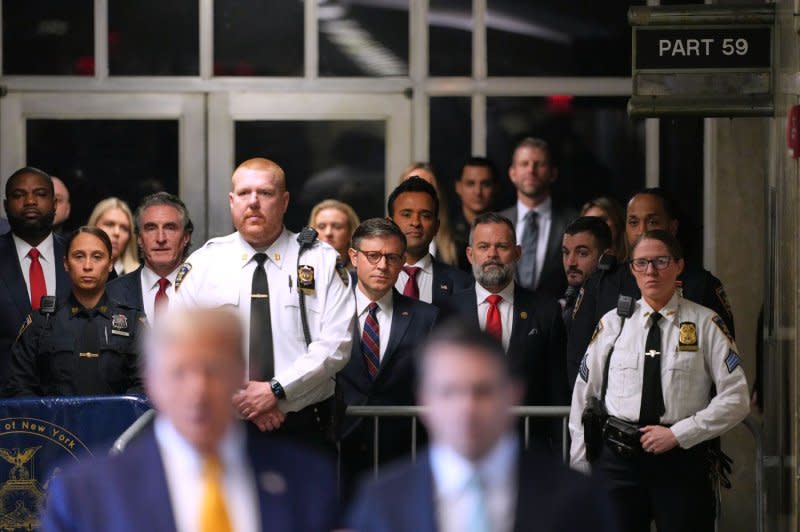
[361,302,381,379]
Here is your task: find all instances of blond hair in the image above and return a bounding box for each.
[307,199,361,237]
[399,162,458,266]
[87,197,140,274]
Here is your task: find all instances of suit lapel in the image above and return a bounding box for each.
[0,234,31,316]
[460,287,480,329]
[508,285,533,358]
[375,291,411,381]
[137,431,179,531]
[247,430,293,531]
[53,234,71,302]
[412,453,439,532]
[542,208,566,279]
[135,267,145,310]
[431,261,452,305]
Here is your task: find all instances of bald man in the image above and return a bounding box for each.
[173,158,355,449]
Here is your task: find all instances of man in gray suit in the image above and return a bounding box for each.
[500,137,576,301]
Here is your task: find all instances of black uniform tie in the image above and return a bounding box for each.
[250,253,274,381]
[639,312,665,425]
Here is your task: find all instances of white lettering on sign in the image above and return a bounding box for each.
[658,37,749,57]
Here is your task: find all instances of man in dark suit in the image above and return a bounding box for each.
[41,306,339,532]
[389,177,472,310]
[0,167,70,384]
[499,137,577,301]
[445,213,568,413]
[106,192,193,324]
[338,218,439,484]
[347,321,617,532]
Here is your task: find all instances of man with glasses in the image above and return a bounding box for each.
[337,218,438,491]
[567,188,735,386]
[388,177,472,310]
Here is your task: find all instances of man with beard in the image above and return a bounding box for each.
[443,213,569,419]
[561,217,612,332]
[0,167,70,383]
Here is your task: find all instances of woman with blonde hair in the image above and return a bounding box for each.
[399,163,458,266]
[581,196,627,260]
[308,199,361,267]
[87,197,139,279]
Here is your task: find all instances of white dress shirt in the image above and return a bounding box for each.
[515,197,552,288]
[569,293,750,470]
[13,232,56,302]
[395,253,433,303]
[355,287,394,360]
[173,229,355,413]
[475,281,515,351]
[113,260,124,276]
[430,434,518,532]
[140,265,179,325]
[154,417,260,532]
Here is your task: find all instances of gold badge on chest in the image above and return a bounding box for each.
[297,265,315,295]
[678,321,698,351]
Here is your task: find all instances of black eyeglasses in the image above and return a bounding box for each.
[355,249,404,267]
[630,256,673,272]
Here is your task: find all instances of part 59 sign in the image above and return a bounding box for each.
[636,28,771,70]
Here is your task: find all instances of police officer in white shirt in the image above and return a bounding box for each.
[569,229,749,532]
[173,158,355,447]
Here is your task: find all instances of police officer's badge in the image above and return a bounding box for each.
[678,322,698,351]
[572,287,585,320]
[174,263,192,291]
[298,265,315,295]
[335,261,349,287]
[111,314,130,336]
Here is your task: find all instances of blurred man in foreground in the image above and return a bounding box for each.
[347,321,616,532]
[41,307,339,532]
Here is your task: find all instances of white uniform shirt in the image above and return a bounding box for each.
[140,265,179,325]
[395,253,433,303]
[475,281,515,351]
[355,287,394,360]
[173,230,355,413]
[514,197,552,288]
[568,293,750,470]
[430,434,518,532]
[155,417,260,532]
[13,232,57,302]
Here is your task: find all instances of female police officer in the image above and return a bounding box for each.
[7,226,145,397]
[569,229,749,532]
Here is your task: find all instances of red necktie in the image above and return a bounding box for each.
[402,266,420,299]
[361,302,381,380]
[154,277,170,319]
[28,248,46,310]
[485,294,503,342]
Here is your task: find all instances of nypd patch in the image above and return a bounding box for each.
[579,353,590,382]
[712,314,734,345]
[174,263,192,291]
[335,261,349,287]
[725,350,742,374]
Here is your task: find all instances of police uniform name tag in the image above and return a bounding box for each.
[111,314,130,336]
[297,265,315,295]
[678,321,698,351]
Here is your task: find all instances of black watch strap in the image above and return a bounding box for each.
[270,379,286,399]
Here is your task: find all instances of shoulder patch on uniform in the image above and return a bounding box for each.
[712,314,734,345]
[15,314,33,342]
[716,286,733,319]
[725,350,742,374]
[589,319,603,346]
[174,263,192,291]
[572,287,585,320]
[335,261,349,287]
[579,353,590,382]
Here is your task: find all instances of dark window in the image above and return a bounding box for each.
[486,0,641,77]
[214,0,304,76]
[319,1,408,77]
[26,120,179,233]
[3,0,94,75]
[430,97,472,216]
[108,0,199,76]
[429,0,472,76]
